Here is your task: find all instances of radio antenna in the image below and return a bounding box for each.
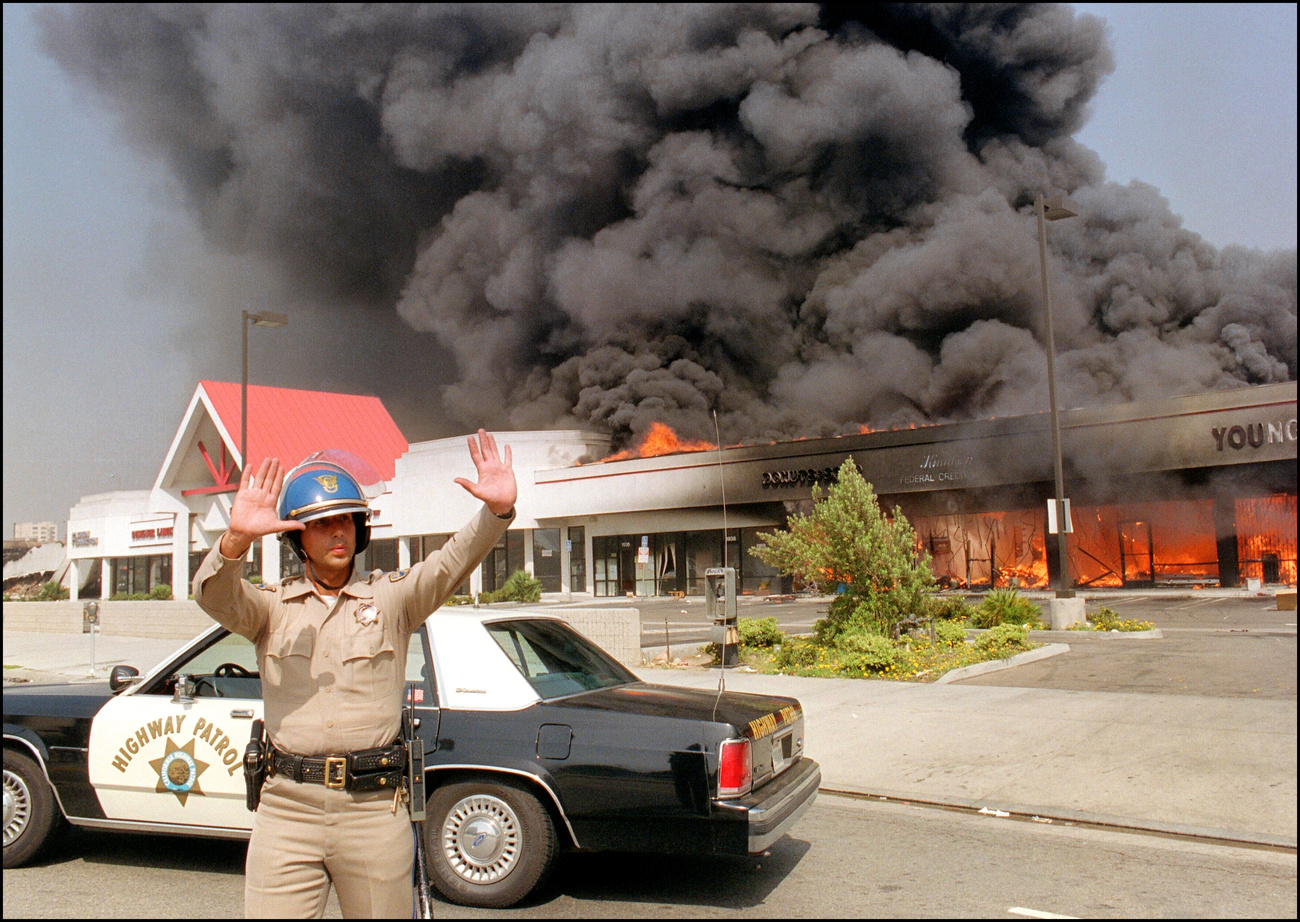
[712,409,728,716]
[713,409,728,568]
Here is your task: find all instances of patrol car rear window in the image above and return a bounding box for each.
[486,620,636,700]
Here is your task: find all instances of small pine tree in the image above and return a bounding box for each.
[749,457,935,642]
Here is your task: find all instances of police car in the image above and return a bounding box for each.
[4,609,819,908]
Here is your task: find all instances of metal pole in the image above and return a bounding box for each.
[1036,195,1074,599]
[241,309,249,472]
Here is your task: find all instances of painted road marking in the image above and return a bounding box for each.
[1008,908,1078,919]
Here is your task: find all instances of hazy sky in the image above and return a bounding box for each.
[3,3,1297,540]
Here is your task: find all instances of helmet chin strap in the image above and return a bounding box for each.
[307,557,352,593]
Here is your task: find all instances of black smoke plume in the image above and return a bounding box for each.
[37,3,1297,451]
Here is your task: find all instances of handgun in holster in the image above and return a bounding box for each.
[243,718,268,812]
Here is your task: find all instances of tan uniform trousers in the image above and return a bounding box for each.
[244,773,414,919]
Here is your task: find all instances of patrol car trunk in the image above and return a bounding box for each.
[580,682,805,791]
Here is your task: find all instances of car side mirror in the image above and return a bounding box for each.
[109,665,141,693]
[171,673,195,704]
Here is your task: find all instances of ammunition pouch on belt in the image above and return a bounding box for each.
[243,719,267,812]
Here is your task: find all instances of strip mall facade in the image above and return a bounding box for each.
[65,381,1297,600]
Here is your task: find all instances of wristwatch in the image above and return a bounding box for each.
[494,507,516,520]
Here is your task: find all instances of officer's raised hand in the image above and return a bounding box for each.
[454,429,517,516]
[222,458,304,558]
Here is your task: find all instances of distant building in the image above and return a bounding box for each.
[14,521,58,543]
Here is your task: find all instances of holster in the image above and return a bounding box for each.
[243,718,267,812]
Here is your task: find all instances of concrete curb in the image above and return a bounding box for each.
[1029,627,1163,640]
[818,787,1299,850]
[935,642,1070,684]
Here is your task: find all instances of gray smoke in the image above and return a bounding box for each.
[37,3,1297,451]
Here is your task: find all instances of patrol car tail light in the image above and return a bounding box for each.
[718,738,752,797]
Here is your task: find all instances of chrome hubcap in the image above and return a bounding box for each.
[3,768,31,848]
[441,793,521,883]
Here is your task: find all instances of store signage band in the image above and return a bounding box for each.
[131,526,175,542]
[1211,418,1297,451]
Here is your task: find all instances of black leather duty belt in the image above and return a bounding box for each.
[269,743,406,792]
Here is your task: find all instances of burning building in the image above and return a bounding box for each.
[526,381,1296,596]
[65,381,1294,601]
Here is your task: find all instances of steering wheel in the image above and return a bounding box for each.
[213,662,253,678]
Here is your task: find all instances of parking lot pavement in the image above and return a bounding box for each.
[2,631,189,683]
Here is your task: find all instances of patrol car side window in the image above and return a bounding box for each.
[405,627,434,707]
[149,632,260,698]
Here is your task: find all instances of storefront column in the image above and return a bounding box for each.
[559,524,571,596]
[523,531,535,578]
[172,514,189,601]
[68,558,80,601]
[100,559,112,600]
[398,537,413,570]
[1214,496,1240,588]
[261,534,281,586]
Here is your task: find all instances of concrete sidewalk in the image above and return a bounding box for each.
[5,629,1294,849]
[631,666,1297,849]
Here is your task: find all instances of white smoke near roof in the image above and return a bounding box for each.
[37,3,1296,451]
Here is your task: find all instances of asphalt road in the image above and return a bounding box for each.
[4,792,1294,918]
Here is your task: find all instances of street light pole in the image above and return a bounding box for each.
[1036,194,1078,598]
[240,311,290,471]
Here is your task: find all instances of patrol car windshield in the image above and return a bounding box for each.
[486,620,637,700]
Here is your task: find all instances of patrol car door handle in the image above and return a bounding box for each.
[230,709,255,719]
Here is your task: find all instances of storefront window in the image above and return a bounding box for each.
[568,526,586,592]
[740,527,783,595]
[367,538,399,574]
[111,554,173,596]
[480,530,524,594]
[416,534,470,595]
[533,528,562,593]
[242,541,262,582]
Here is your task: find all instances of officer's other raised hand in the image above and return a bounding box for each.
[455,429,517,516]
[224,458,304,558]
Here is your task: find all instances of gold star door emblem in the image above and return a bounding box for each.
[148,737,209,805]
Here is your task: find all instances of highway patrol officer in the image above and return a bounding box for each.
[193,430,517,918]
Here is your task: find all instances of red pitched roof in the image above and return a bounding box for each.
[200,381,408,481]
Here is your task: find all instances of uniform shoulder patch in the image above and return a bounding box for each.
[388,568,410,582]
[256,582,277,592]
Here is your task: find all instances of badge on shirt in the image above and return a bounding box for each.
[355,603,380,627]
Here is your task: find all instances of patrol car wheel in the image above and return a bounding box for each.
[425,779,558,908]
[3,749,64,868]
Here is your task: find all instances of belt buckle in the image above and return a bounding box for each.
[324,756,347,789]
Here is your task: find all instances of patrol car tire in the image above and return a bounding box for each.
[3,749,65,868]
[425,778,558,908]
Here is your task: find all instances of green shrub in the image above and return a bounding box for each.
[836,631,898,673]
[738,617,784,648]
[934,619,970,647]
[750,458,936,643]
[36,580,69,601]
[1075,606,1154,632]
[926,595,976,621]
[109,592,148,601]
[481,570,542,604]
[148,583,173,600]
[772,637,819,670]
[973,588,1044,629]
[815,596,890,643]
[975,623,1032,654]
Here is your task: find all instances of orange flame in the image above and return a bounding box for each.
[602,422,718,462]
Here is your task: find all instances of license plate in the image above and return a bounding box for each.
[772,729,794,774]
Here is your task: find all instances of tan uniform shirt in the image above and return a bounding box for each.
[193,505,511,756]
